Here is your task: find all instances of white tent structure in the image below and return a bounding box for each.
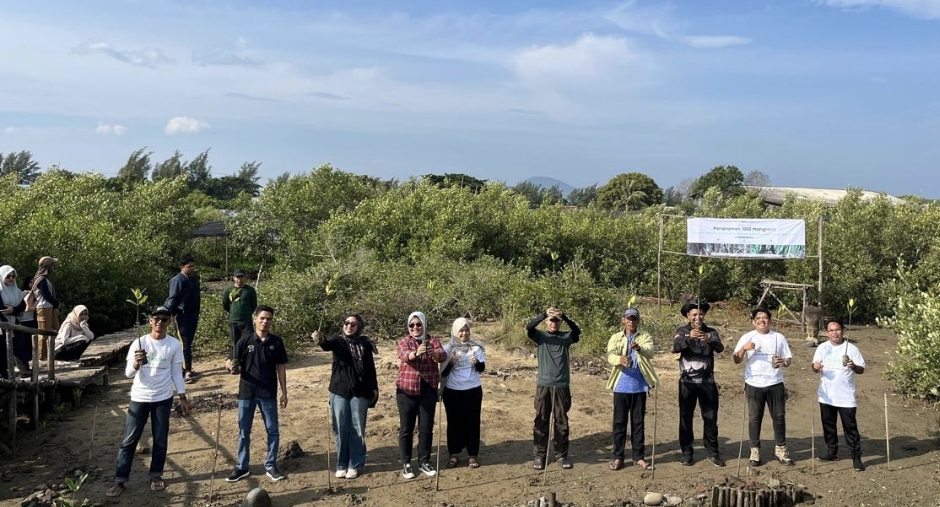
[745,186,904,207]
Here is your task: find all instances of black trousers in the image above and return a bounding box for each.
[442,386,483,456]
[229,321,252,345]
[533,386,571,459]
[746,382,787,448]
[397,385,437,465]
[820,403,861,458]
[55,340,91,362]
[679,382,720,457]
[612,391,647,461]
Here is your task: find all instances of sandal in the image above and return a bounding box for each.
[106,483,125,498]
[634,460,654,470]
[447,455,459,469]
[150,477,166,491]
[609,458,623,471]
[468,457,480,469]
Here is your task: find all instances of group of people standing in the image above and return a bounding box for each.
[107,262,288,497]
[313,311,487,480]
[1,256,93,378]
[100,258,868,495]
[521,301,866,475]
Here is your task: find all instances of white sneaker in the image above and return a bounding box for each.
[335,469,346,478]
[774,445,794,466]
[749,447,760,467]
[345,468,358,479]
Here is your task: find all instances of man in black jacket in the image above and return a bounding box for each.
[673,300,725,467]
[164,256,200,383]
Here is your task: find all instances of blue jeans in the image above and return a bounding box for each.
[237,398,280,471]
[114,397,173,483]
[176,314,199,372]
[329,393,370,471]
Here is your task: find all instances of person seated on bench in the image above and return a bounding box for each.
[55,305,95,361]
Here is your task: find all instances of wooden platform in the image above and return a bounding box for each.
[78,329,138,367]
[2,328,138,389]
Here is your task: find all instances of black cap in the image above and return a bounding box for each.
[233,269,246,277]
[151,306,172,317]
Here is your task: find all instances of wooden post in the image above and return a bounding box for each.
[5,331,14,381]
[31,334,39,427]
[817,216,824,313]
[46,334,55,380]
[657,214,664,306]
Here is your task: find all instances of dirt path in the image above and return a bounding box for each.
[2,325,938,507]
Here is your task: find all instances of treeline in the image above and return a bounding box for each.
[2,153,939,397]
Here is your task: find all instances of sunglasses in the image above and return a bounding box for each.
[548,318,561,323]
[625,316,639,321]
[343,320,359,327]
[408,322,423,329]
[152,317,170,323]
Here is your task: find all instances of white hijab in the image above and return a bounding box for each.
[407,311,427,342]
[448,317,484,353]
[0,265,24,323]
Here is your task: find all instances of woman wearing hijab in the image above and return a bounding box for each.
[55,305,95,361]
[31,256,60,361]
[314,313,379,480]
[396,311,447,479]
[0,265,27,378]
[441,317,486,469]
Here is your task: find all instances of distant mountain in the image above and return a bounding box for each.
[523,176,576,196]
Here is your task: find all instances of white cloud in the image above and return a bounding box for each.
[73,41,175,68]
[3,127,14,134]
[819,0,940,19]
[192,49,260,66]
[680,35,752,49]
[164,116,211,135]
[95,122,127,136]
[605,2,752,48]
[514,33,636,82]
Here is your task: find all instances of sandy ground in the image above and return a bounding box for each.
[1,322,939,507]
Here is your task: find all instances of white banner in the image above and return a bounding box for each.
[687,218,806,259]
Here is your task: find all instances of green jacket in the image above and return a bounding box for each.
[606,329,660,390]
[222,284,257,323]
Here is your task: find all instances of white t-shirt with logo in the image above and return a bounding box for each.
[813,340,866,408]
[443,341,485,391]
[127,334,185,402]
[733,330,792,388]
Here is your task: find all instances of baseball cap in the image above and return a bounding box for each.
[151,306,172,317]
[233,269,246,277]
[622,308,640,319]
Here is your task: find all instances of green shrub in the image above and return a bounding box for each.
[880,289,940,398]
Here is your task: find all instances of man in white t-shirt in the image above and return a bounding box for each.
[732,307,794,467]
[107,306,191,498]
[812,317,866,472]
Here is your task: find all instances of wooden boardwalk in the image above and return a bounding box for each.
[1,328,140,447]
[1,329,139,388]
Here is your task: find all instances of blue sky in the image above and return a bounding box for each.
[1,0,939,196]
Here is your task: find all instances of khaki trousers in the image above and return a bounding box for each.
[36,308,60,361]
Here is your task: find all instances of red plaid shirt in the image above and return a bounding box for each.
[396,335,447,395]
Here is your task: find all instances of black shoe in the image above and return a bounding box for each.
[680,454,694,466]
[853,458,865,471]
[225,468,249,482]
[707,455,726,467]
[816,453,839,462]
[266,465,285,482]
[401,463,415,479]
[559,457,573,469]
[533,456,545,470]
[418,463,437,477]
